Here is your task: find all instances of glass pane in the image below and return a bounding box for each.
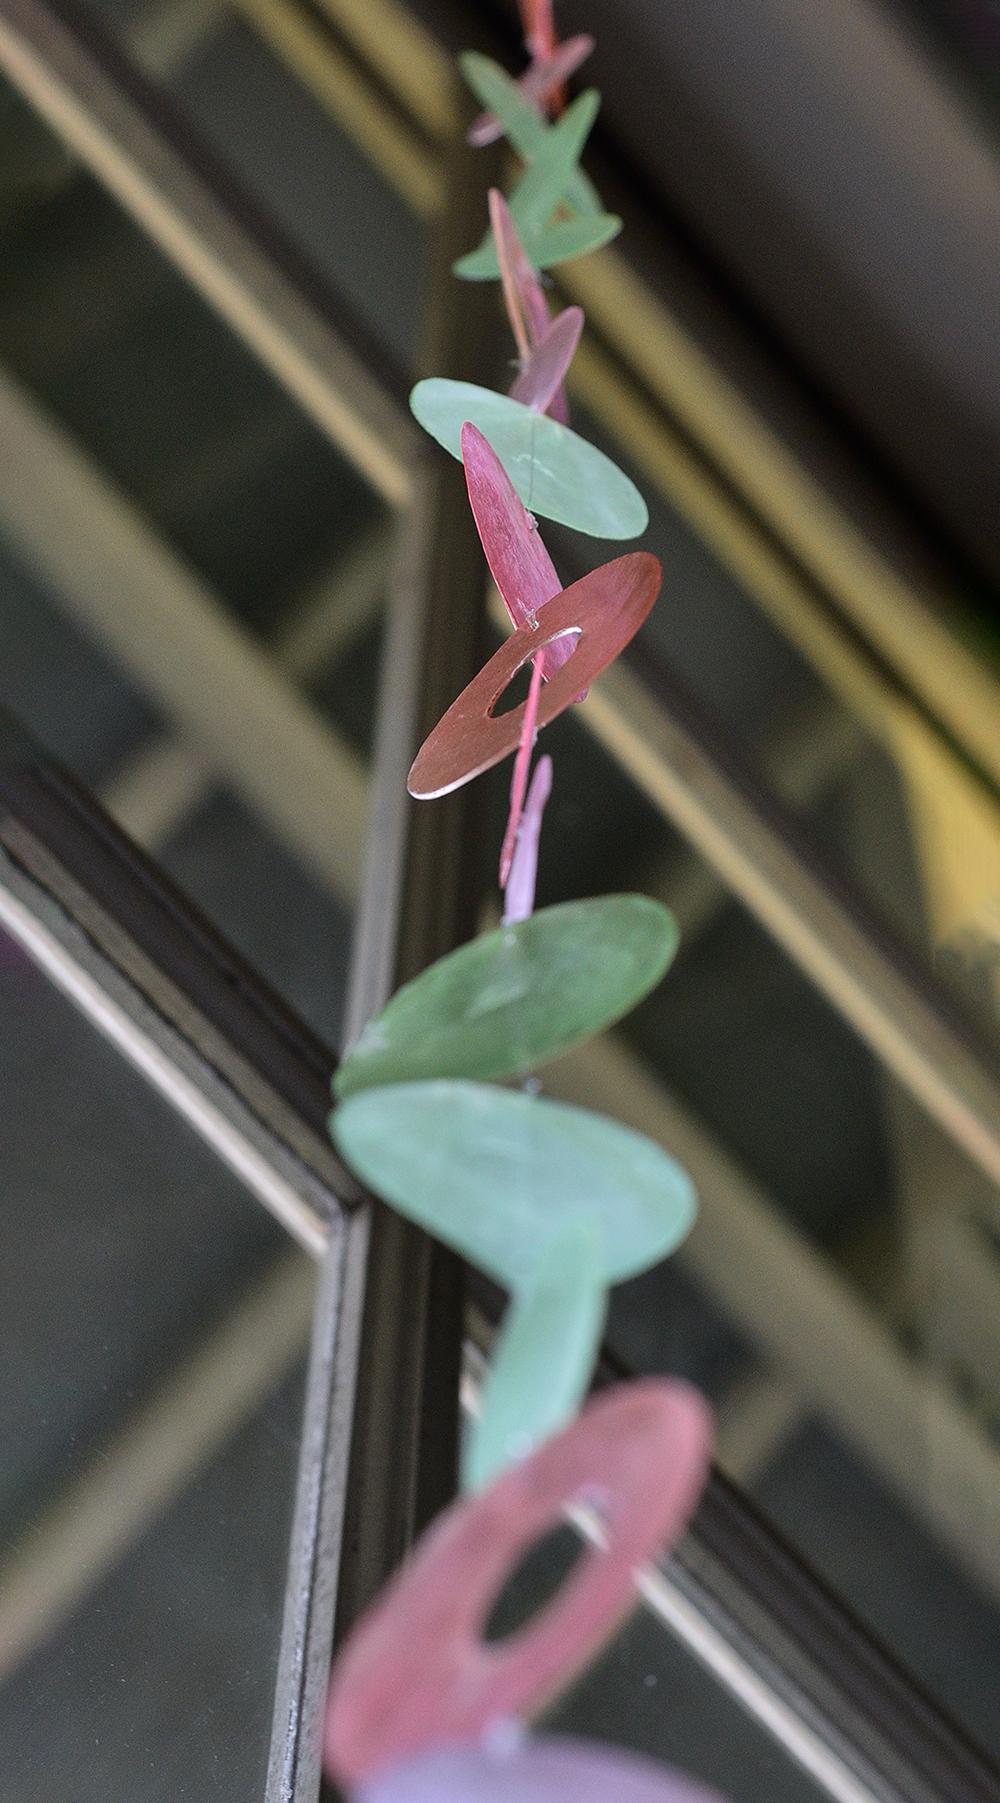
[539,411,942,995]
[469,462,1000,1760]
[546,1601,830,1803]
[520,728,1000,1764]
[462,300,1000,1774]
[0,918,318,1800]
[0,72,394,1047]
[63,0,429,370]
[476,1505,829,1803]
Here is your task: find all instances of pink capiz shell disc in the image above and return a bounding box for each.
[509,309,583,416]
[324,1379,712,1789]
[407,551,661,799]
[461,422,571,680]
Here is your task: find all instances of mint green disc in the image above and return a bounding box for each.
[409,379,648,538]
[501,89,600,237]
[462,1215,607,1492]
[459,51,603,217]
[331,1080,696,1292]
[336,896,678,1097]
[453,76,620,276]
[454,212,621,280]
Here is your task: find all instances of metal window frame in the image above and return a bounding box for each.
[0,4,1000,1802]
[2,707,1000,1803]
[0,9,501,1791]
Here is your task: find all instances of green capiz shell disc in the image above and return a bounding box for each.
[331,1079,696,1292]
[409,379,648,539]
[335,895,678,1097]
[453,212,622,280]
[462,1215,607,1492]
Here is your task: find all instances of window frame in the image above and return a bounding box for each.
[0,3,999,1800]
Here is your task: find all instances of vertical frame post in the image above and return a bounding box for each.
[267,117,503,1803]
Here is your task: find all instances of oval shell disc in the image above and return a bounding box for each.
[461,1215,607,1493]
[335,896,678,1097]
[331,1080,696,1293]
[409,379,646,538]
[358,1737,728,1803]
[324,1378,713,1789]
[408,553,661,800]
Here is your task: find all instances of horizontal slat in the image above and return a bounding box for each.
[579,654,1000,1192]
[0,0,416,501]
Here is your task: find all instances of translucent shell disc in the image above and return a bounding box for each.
[331,1080,696,1292]
[461,1215,607,1492]
[410,379,647,538]
[335,895,678,1097]
[407,553,661,800]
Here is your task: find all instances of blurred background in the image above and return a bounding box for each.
[3,0,1000,1794]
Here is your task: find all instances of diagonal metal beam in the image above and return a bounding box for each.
[579,652,1000,1194]
[544,1030,1000,1604]
[0,0,416,501]
[0,364,369,905]
[100,521,391,854]
[0,1245,317,1683]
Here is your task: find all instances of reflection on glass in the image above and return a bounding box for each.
[492,687,1000,1764]
[69,0,428,369]
[538,411,944,992]
[0,57,392,1043]
[754,1414,1000,1762]
[485,1522,828,1803]
[0,922,316,1801]
[549,1602,829,1803]
[467,409,1000,1764]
